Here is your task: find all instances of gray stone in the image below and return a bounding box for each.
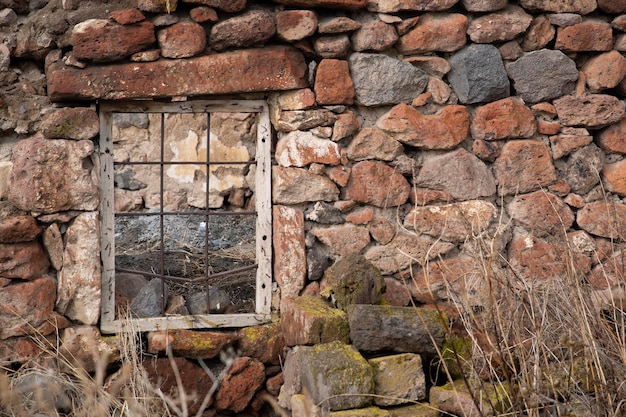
[447,44,510,104]
[305,201,344,224]
[348,52,429,106]
[556,144,605,194]
[185,286,231,314]
[130,278,168,318]
[506,49,578,103]
[114,170,147,191]
[348,305,446,354]
[306,244,332,281]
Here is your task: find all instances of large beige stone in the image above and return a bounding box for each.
[56,212,101,325]
[273,205,306,298]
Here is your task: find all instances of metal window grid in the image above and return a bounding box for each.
[99,100,272,333]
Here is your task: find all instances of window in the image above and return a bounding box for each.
[99,100,272,333]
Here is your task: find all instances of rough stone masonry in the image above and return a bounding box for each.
[1,0,626,415]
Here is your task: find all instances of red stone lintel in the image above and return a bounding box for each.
[47,45,308,101]
[273,0,366,9]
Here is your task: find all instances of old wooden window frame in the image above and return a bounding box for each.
[98,100,272,333]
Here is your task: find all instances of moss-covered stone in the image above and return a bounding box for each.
[369,353,426,406]
[330,406,392,416]
[321,252,386,310]
[300,340,374,411]
[389,403,441,417]
[281,296,350,346]
[348,305,448,354]
[430,379,510,417]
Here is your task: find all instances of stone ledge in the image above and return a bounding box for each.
[47,45,308,101]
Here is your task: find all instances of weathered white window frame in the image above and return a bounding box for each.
[99,100,273,333]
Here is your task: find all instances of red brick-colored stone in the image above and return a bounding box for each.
[555,21,613,52]
[182,0,245,12]
[509,235,577,282]
[189,6,218,22]
[274,0,366,9]
[276,131,341,167]
[158,21,206,58]
[276,88,316,111]
[346,127,403,162]
[549,130,593,159]
[311,223,371,256]
[367,0,459,12]
[147,329,237,359]
[276,10,318,42]
[48,46,308,101]
[377,103,469,150]
[405,56,451,77]
[507,191,574,237]
[577,201,626,239]
[109,8,146,25]
[70,19,156,62]
[0,209,41,244]
[467,5,532,43]
[472,139,499,162]
[521,14,555,51]
[0,241,50,280]
[471,97,536,140]
[397,13,468,54]
[273,205,306,298]
[537,120,561,135]
[143,357,215,416]
[351,20,398,52]
[554,94,625,129]
[345,161,411,207]
[314,59,355,105]
[582,50,626,93]
[332,111,360,141]
[494,140,556,196]
[603,160,626,197]
[598,117,626,154]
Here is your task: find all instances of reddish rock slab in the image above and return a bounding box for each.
[345,161,410,207]
[521,15,556,51]
[554,94,625,129]
[351,20,398,52]
[549,129,593,159]
[603,160,626,197]
[272,166,339,204]
[49,46,307,101]
[274,0,366,9]
[405,56,451,77]
[581,50,626,93]
[598,117,626,154]
[190,6,218,22]
[314,59,355,105]
[0,277,59,339]
[109,8,146,25]
[147,329,237,359]
[507,191,574,237]
[143,356,215,415]
[276,10,317,42]
[467,5,533,43]
[209,9,276,52]
[520,0,596,14]
[577,201,626,239]
[237,322,285,365]
[377,103,469,150]
[158,21,206,58]
[0,241,50,280]
[215,357,265,413]
[332,111,360,141]
[0,204,41,243]
[311,223,371,257]
[70,19,156,62]
[471,97,536,140]
[273,205,306,298]
[397,13,468,54]
[346,127,403,162]
[494,140,556,196]
[367,0,459,12]
[181,0,245,12]
[588,250,626,290]
[555,21,613,52]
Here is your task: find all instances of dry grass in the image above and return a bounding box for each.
[410,196,626,417]
[0,307,235,417]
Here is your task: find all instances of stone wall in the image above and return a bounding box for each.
[1,0,626,415]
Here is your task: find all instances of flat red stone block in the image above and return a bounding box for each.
[48,45,308,101]
[274,0,366,9]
